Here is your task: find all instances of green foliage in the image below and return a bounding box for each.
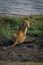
[0,15,43,38]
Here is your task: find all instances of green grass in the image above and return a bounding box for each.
[0,15,43,38]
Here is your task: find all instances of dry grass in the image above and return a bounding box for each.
[0,61,43,65]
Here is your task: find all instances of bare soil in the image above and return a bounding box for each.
[0,34,43,62]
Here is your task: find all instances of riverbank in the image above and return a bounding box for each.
[0,15,43,62]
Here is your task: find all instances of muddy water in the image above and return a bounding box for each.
[0,0,43,15]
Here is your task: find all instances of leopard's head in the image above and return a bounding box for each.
[25,20,30,28]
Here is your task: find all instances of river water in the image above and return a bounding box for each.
[0,0,43,15]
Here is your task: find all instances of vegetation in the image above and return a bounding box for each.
[0,15,43,38]
[0,61,43,65]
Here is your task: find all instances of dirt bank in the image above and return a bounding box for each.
[0,34,43,62]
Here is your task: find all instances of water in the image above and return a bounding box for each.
[0,0,43,15]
